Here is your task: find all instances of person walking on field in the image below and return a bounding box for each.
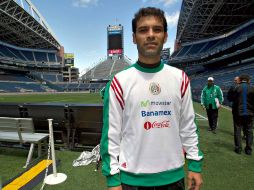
[233,74,254,155]
[201,77,223,134]
[100,7,203,190]
[227,76,247,148]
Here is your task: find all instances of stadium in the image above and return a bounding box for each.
[0,0,254,190]
[170,0,254,105]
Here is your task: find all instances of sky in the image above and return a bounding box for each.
[30,0,182,75]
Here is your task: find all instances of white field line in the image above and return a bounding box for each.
[195,105,231,123]
[195,113,208,120]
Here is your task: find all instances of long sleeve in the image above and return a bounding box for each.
[200,87,206,106]
[217,86,224,104]
[100,76,124,187]
[227,86,234,102]
[180,72,203,173]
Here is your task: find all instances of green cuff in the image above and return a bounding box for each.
[107,174,121,187]
[188,159,202,173]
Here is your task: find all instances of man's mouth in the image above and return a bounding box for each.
[145,42,157,45]
[145,43,157,47]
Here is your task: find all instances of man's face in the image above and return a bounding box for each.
[207,80,213,87]
[234,77,240,84]
[133,16,167,59]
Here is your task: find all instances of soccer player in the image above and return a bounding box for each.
[100,7,203,190]
[201,77,223,134]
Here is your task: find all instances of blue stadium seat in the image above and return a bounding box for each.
[0,44,17,58]
[21,51,35,61]
[34,52,48,62]
[48,53,57,62]
[173,21,254,59]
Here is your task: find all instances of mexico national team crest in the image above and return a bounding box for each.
[149,82,161,95]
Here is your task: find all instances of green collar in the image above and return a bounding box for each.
[134,61,164,73]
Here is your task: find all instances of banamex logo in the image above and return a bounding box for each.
[144,120,170,130]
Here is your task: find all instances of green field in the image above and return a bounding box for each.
[0,93,102,103]
[0,93,254,190]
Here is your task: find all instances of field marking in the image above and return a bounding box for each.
[195,113,208,121]
[221,105,232,111]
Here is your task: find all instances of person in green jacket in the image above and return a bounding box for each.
[201,77,224,134]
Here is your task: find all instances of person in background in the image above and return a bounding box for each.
[227,76,247,148]
[201,77,224,134]
[100,7,203,190]
[233,74,254,155]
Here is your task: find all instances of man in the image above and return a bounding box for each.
[233,74,254,155]
[201,77,223,134]
[227,76,246,149]
[100,7,203,190]
[227,77,241,129]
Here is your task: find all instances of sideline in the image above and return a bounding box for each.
[195,113,208,120]
[221,105,232,111]
[195,105,231,121]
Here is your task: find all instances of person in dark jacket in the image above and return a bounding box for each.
[227,77,246,144]
[234,74,254,155]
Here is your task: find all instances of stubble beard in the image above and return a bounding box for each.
[137,43,163,58]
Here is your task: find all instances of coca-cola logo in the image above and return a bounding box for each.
[144,120,170,130]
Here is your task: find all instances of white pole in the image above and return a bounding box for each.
[44,119,67,185]
[48,119,57,177]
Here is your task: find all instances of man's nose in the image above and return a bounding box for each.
[147,28,155,39]
[148,28,155,36]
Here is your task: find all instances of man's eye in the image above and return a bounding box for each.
[139,29,146,33]
[154,28,162,33]
[138,29,147,33]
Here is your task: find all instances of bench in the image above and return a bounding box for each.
[0,117,49,168]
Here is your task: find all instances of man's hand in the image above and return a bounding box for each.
[188,171,203,190]
[201,104,205,110]
[108,186,122,190]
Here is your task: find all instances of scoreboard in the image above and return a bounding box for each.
[64,53,74,66]
[107,25,123,58]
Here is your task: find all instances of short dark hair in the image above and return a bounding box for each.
[132,7,167,33]
[239,74,251,82]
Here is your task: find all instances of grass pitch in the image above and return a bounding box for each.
[0,92,102,104]
[0,93,254,190]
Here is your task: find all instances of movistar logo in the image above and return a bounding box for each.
[140,100,171,107]
[141,100,150,107]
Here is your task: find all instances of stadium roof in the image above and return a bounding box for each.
[176,0,254,43]
[0,0,60,49]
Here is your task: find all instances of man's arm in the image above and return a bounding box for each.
[227,86,234,102]
[180,72,203,190]
[200,88,205,109]
[100,77,124,188]
[217,86,224,104]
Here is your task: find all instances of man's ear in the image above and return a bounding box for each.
[164,32,168,44]
[133,33,137,44]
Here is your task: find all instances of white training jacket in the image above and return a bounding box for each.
[100,62,203,187]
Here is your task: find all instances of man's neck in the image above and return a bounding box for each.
[137,60,161,68]
[138,55,161,65]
